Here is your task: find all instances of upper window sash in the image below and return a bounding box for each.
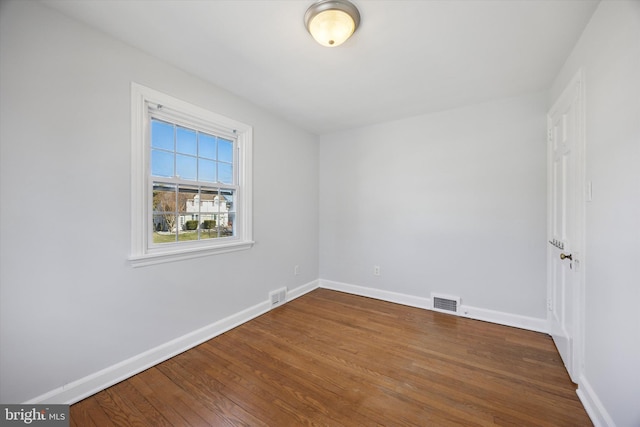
[148,117,237,186]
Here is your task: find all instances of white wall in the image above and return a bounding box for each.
[319,93,548,320]
[0,1,318,403]
[550,2,640,426]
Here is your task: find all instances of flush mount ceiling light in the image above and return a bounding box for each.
[304,0,360,47]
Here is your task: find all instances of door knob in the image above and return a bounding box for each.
[560,253,573,261]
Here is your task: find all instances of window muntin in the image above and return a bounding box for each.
[149,115,239,246]
[130,83,253,267]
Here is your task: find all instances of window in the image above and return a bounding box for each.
[130,83,253,267]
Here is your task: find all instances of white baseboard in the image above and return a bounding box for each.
[459,304,548,333]
[287,279,319,302]
[319,279,547,333]
[320,279,431,309]
[26,280,319,405]
[577,375,616,427]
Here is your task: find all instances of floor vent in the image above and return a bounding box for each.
[431,293,461,315]
[269,287,287,309]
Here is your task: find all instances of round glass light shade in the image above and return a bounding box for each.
[308,9,356,47]
[304,0,360,48]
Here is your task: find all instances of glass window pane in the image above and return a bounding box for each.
[220,189,234,237]
[198,188,218,213]
[218,138,233,163]
[218,162,233,184]
[151,149,174,178]
[153,215,178,243]
[225,212,235,237]
[152,183,176,214]
[151,120,174,150]
[178,186,199,239]
[199,188,219,240]
[176,126,197,156]
[220,189,233,207]
[200,214,216,239]
[176,154,197,181]
[199,133,216,159]
[198,158,216,183]
[152,183,177,243]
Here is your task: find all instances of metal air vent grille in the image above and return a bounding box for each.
[431,293,461,315]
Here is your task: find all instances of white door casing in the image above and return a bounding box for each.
[547,70,585,383]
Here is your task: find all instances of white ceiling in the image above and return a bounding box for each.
[42,0,599,135]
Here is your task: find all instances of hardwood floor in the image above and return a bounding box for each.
[71,289,592,426]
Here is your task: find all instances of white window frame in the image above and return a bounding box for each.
[130,82,253,267]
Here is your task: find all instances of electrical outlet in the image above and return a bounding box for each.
[373,265,380,276]
[294,265,300,276]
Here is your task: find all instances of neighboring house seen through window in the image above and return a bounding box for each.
[130,83,253,267]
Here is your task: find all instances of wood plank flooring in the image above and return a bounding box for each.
[71,289,592,426]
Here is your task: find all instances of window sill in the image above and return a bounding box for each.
[129,240,254,268]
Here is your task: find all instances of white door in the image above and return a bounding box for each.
[547,71,584,383]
